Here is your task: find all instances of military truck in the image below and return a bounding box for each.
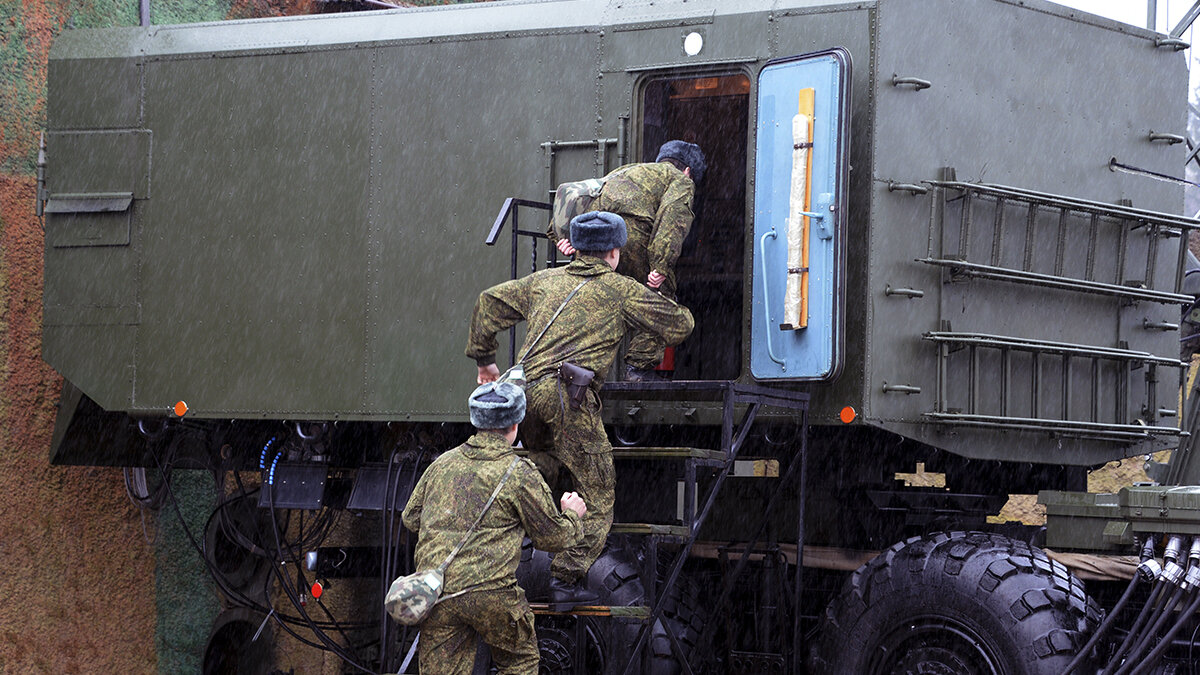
[39,0,1200,672]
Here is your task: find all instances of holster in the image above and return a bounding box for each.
[558,361,595,410]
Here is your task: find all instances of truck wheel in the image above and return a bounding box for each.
[520,544,706,674]
[811,531,1099,675]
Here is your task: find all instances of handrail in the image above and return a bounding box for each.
[484,197,551,246]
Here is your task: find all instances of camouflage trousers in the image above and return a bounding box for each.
[419,587,538,675]
[521,378,615,583]
[616,216,679,370]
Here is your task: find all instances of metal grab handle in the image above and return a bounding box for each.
[1143,319,1180,331]
[891,75,931,90]
[1156,37,1190,50]
[1149,131,1186,145]
[888,181,929,195]
[758,229,786,369]
[886,285,925,298]
[883,383,922,394]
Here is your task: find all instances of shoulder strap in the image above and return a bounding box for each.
[517,278,591,363]
[438,456,522,572]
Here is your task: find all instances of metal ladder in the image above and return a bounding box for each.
[902,176,1198,443]
[488,198,813,673]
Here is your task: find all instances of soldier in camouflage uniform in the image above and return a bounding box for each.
[468,211,694,606]
[552,140,706,380]
[402,381,587,674]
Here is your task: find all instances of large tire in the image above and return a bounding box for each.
[518,543,707,674]
[812,531,1099,675]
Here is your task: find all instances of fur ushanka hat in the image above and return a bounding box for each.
[468,381,526,429]
[570,211,627,253]
[656,140,707,182]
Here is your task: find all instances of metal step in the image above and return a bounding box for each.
[610,523,691,538]
[529,604,650,619]
[611,446,725,462]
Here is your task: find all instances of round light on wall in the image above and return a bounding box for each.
[683,31,703,56]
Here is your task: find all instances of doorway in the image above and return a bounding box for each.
[640,73,750,381]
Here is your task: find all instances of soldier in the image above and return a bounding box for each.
[401,381,587,675]
[554,140,707,381]
[467,211,695,609]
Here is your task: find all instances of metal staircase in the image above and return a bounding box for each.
[488,198,812,673]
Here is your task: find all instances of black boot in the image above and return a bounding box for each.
[548,576,600,612]
[626,364,667,383]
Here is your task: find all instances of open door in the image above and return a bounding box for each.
[750,48,850,381]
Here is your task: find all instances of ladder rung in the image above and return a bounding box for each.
[529,604,651,619]
[610,523,691,537]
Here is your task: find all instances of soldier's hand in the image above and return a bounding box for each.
[556,238,576,257]
[647,270,666,289]
[560,491,586,518]
[478,364,500,384]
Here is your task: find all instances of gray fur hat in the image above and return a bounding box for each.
[468,381,526,429]
[656,140,707,182]
[570,211,628,253]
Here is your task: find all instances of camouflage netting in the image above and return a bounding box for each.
[0,1,321,672]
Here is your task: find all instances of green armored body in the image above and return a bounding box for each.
[40,0,1200,672]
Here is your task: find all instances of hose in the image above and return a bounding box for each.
[1111,585,1189,675]
[1126,591,1200,675]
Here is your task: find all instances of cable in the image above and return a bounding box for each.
[267,483,378,674]
[1112,585,1188,675]
[1107,580,1168,670]
[1064,574,1142,674]
[1127,591,1200,675]
[1065,539,1160,675]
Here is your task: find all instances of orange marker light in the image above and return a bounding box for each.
[840,406,856,424]
[174,401,189,417]
[311,581,324,599]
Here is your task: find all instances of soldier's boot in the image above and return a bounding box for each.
[625,364,668,383]
[548,576,599,612]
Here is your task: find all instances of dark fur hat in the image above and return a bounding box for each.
[570,211,628,253]
[468,381,526,429]
[656,140,706,182]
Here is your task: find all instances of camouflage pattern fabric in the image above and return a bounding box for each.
[466,256,694,384]
[418,587,538,675]
[520,377,614,582]
[401,432,583,595]
[592,161,696,369]
[466,257,693,580]
[384,567,443,625]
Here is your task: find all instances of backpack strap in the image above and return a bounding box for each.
[516,278,591,364]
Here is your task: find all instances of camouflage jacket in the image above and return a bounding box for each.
[465,257,695,384]
[593,161,695,274]
[401,432,583,594]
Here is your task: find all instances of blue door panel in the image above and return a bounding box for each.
[750,49,850,381]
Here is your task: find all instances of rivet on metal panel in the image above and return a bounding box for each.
[891,75,931,90]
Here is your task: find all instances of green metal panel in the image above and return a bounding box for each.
[365,31,601,416]
[862,0,1188,465]
[135,49,371,415]
[46,58,141,129]
[40,0,1196,470]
